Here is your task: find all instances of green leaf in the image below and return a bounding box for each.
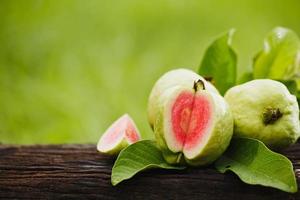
[253,27,300,81]
[199,29,237,95]
[215,137,297,193]
[111,140,185,186]
[237,71,253,84]
[278,79,298,95]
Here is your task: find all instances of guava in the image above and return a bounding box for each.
[147,68,219,130]
[224,79,300,149]
[150,76,233,166]
[97,114,141,155]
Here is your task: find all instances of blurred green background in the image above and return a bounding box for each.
[0,0,300,144]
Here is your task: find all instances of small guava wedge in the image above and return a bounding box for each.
[153,80,233,166]
[148,68,219,129]
[97,114,141,155]
[225,79,300,149]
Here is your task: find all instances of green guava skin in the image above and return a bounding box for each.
[153,86,186,165]
[148,68,219,129]
[184,92,233,166]
[98,139,129,156]
[225,79,300,149]
[153,85,233,166]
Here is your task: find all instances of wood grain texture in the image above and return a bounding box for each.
[0,143,300,200]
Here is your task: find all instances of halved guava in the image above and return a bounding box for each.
[148,68,219,129]
[97,114,141,155]
[154,81,233,166]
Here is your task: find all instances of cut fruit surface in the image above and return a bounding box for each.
[147,68,219,129]
[171,91,213,151]
[97,114,141,155]
[182,93,213,152]
[163,87,214,159]
[154,84,233,166]
[151,72,234,166]
[171,92,194,148]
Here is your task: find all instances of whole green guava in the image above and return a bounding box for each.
[225,79,300,149]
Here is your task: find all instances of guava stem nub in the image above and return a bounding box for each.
[204,76,213,82]
[176,153,183,164]
[262,107,283,125]
[193,79,205,91]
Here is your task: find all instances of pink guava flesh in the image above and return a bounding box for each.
[98,114,141,151]
[125,121,140,143]
[102,120,125,145]
[171,91,212,151]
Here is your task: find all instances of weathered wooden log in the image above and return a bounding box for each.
[0,143,299,199]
